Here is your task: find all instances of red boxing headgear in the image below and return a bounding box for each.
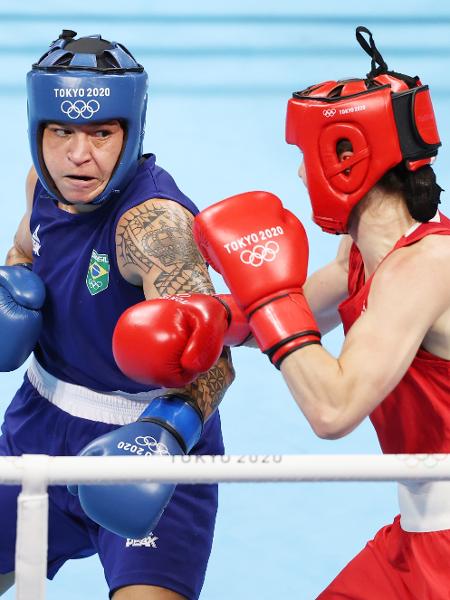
[285,26,441,234]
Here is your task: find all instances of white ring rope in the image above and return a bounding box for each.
[1,454,450,485]
[4,453,450,600]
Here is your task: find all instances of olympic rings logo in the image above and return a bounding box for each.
[60,99,100,120]
[135,435,170,455]
[396,453,449,470]
[322,108,336,118]
[240,241,280,267]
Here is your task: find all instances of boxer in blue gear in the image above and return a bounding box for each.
[0,30,234,600]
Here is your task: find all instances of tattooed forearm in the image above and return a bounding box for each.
[153,265,213,297]
[116,199,235,417]
[184,351,235,421]
[116,200,214,296]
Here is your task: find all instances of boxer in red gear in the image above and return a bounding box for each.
[191,27,450,599]
[110,26,449,597]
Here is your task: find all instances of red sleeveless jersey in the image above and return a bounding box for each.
[338,212,450,454]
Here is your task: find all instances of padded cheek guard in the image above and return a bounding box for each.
[285,26,441,235]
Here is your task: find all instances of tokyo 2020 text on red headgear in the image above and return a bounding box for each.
[285,26,441,234]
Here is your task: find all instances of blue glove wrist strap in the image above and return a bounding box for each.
[139,395,203,453]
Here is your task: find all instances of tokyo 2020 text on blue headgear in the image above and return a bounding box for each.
[27,29,148,205]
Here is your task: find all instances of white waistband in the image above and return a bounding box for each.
[27,357,178,425]
[398,481,450,532]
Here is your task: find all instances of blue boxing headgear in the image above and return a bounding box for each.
[27,30,148,205]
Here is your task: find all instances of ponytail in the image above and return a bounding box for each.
[336,137,444,222]
[377,164,443,222]
[404,165,443,222]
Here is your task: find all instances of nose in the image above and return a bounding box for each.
[67,132,91,165]
[298,160,307,187]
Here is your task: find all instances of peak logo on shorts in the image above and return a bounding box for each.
[126,534,159,549]
[86,249,110,296]
[32,224,41,256]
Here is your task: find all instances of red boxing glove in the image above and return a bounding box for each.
[112,294,249,388]
[193,191,321,368]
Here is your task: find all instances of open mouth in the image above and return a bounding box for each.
[66,175,95,181]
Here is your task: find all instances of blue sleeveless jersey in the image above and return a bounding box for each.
[29,155,199,393]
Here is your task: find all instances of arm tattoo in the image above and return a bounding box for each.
[117,199,235,417]
[184,350,236,421]
[116,200,214,296]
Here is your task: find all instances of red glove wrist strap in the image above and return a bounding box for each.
[214,294,251,347]
[270,336,321,369]
[248,292,321,367]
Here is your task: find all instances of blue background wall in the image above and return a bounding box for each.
[0,2,449,598]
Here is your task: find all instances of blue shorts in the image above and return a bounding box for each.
[0,375,224,599]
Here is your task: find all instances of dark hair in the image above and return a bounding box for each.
[377,164,442,222]
[336,139,443,222]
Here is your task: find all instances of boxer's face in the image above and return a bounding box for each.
[42,120,124,205]
[298,149,353,190]
[298,160,307,188]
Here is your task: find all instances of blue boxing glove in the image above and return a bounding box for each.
[68,394,203,539]
[0,264,46,371]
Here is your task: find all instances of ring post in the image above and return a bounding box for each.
[15,454,49,600]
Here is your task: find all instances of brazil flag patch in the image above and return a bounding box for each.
[86,249,110,296]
